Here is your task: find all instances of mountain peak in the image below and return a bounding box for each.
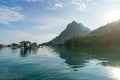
[65,19,120,46]
[71,21,78,24]
[67,21,80,29]
[46,21,91,45]
[67,21,88,31]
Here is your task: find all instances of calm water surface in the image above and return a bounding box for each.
[0,46,120,80]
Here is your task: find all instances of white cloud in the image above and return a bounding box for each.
[103,0,120,3]
[0,30,57,44]
[30,15,69,32]
[46,0,64,10]
[55,2,63,8]
[27,15,68,29]
[23,0,42,2]
[87,0,92,2]
[0,15,64,44]
[87,0,97,6]
[71,0,86,11]
[110,0,120,2]
[0,6,25,25]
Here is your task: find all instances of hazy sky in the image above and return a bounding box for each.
[0,0,120,44]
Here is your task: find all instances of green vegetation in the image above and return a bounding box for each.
[45,21,91,45]
[65,20,120,47]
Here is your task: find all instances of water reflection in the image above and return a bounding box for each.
[11,48,19,54]
[0,48,2,51]
[17,46,120,68]
[1,46,120,80]
[50,46,120,68]
[53,47,91,68]
[20,48,38,57]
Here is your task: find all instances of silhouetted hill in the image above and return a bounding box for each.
[65,20,120,46]
[42,21,91,45]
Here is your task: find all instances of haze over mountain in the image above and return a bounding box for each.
[65,19,120,46]
[43,21,91,45]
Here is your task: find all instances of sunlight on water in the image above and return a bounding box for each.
[109,67,120,80]
[1,47,120,80]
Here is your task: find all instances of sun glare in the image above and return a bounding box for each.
[109,67,120,80]
[104,9,120,22]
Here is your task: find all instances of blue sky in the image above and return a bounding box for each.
[0,0,120,44]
